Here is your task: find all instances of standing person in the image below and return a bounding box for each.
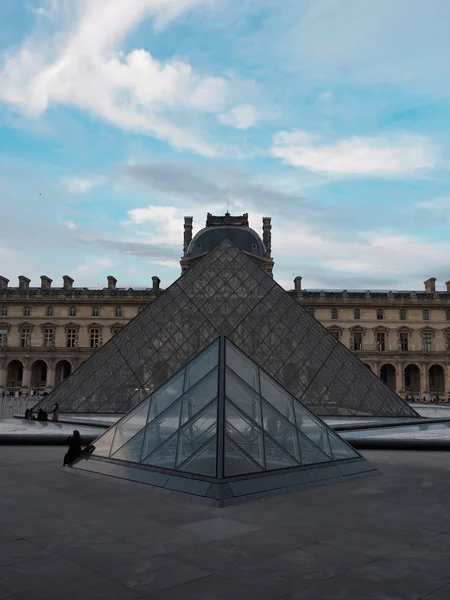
[63,430,82,466]
[51,402,59,423]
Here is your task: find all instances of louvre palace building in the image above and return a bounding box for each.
[0,212,449,401]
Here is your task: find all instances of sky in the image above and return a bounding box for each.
[1,0,450,292]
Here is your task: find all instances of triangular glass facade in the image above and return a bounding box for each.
[89,338,361,479]
[34,239,418,418]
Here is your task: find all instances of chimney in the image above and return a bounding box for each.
[63,275,74,290]
[18,276,31,291]
[446,281,450,293]
[424,278,436,294]
[152,276,161,294]
[0,276,9,290]
[262,217,272,257]
[183,216,193,256]
[294,276,302,294]
[107,275,117,290]
[40,276,52,290]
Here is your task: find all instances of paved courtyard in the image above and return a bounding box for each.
[0,447,450,599]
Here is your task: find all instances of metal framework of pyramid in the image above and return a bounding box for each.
[73,337,376,505]
[34,239,418,418]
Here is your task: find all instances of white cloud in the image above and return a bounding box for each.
[63,220,77,229]
[72,257,115,278]
[0,0,242,156]
[417,196,450,219]
[219,104,258,129]
[62,176,106,194]
[272,130,437,177]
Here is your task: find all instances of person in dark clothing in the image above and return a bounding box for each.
[37,409,48,421]
[63,430,82,466]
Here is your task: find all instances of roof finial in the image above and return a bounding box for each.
[225,197,230,216]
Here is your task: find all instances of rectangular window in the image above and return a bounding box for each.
[377,309,384,320]
[353,309,360,320]
[66,328,77,348]
[446,310,450,321]
[21,328,31,347]
[92,307,99,317]
[331,308,338,320]
[43,328,54,347]
[0,306,7,317]
[446,334,450,351]
[376,332,386,351]
[0,328,7,347]
[353,332,363,351]
[90,328,100,348]
[115,306,122,318]
[422,333,432,352]
[399,332,409,351]
[423,309,430,321]
[23,306,31,317]
[400,309,407,321]
[47,306,53,317]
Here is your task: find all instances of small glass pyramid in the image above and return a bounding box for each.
[74,337,375,504]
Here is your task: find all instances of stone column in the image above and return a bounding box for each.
[0,356,6,395]
[46,358,55,391]
[22,357,31,394]
[419,362,428,398]
[183,217,193,255]
[262,217,272,257]
[395,362,404,395]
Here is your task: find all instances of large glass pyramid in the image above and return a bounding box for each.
[34,239,418,418]
[73,338,376,504]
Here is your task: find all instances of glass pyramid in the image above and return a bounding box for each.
[87,338,360,477]
[34,239,418,418]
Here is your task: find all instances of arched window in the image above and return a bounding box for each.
[92,306,100,317]
[353,308,360,320]
[46,306,54,317]
[331,308,338,320]
[376,309,384,320]
[23,306,31,317]
[115,306,123,318]
[400,309,407,321]
[68,306,76,317]
[0,305,7,317]
[423,309,430,321]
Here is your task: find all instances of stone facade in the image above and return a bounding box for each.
[0,274,161,396]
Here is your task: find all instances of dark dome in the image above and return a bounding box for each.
[188,226,266,257]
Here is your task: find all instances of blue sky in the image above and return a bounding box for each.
[1,0,450,291]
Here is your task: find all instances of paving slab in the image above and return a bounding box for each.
[1,447,450,599]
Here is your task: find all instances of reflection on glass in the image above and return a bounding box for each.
[264,435,298,470]
[111,429,146,462]
[226,369,261,425]
[142,434,178,469]
[178,436,217,476]
[176,401,217,466]
[226,343,259,391]
[260,372,295,424]
[294,402,332,457]
[92,426,116,457]
[184,340,219,391]
[297,433,329,465]
[261,399,300,461]
[140,399,182,462]
[180,370,218,425]
[328,430,358,459]
[224,438,263,476]
[109,401,150,455]
[147,371,184,424]
[225,401,264,467]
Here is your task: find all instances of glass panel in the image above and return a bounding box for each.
[264,435,298,470]
[225,369,261,425]
[109,400,150,455]
[297,432,330,466]
[178,436,217,477]
[328,430,359,460]
[180,369,218,426]
[224,437,263,477]
[142,434,178,469]
[261,399,300,461]
[260,372,295,424]
[226,342,259,391]
[111,429,146,462]
[140,399,182,462]
[176,401,217,466]
[184,340,219,391]
[225,401,264,467]
[147,371,184,424]
[91,426,116,457]
[293,401,332,458]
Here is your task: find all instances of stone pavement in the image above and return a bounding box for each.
[1,447,450,599]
